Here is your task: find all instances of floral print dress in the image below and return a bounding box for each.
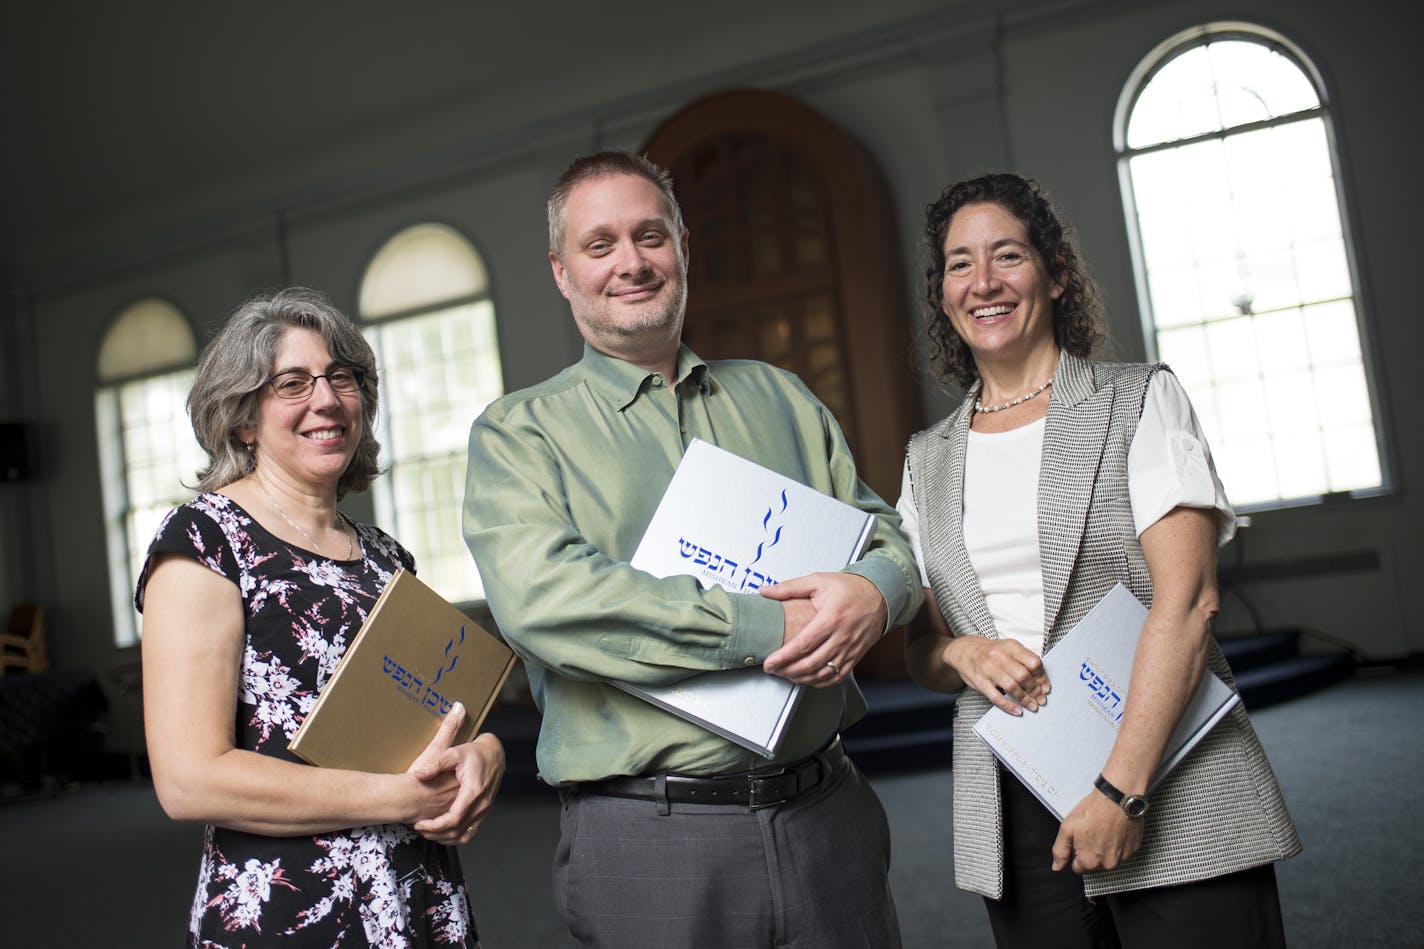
[136,493,478,948]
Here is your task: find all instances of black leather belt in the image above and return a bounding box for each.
[576,736,844,810]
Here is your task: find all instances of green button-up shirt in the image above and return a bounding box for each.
[463,343,922,784]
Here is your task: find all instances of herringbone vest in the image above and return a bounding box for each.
[907,351,1300,898]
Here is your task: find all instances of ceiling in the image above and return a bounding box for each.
[0,0,961,282]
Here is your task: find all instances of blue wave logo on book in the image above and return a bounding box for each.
[749,490,789,567]
[382,624,468,719]
[432,625,466,686]
[676,488,793,592]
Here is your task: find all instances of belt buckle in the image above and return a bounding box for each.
[748,765,792,810]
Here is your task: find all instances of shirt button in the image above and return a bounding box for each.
[743,656,757,666]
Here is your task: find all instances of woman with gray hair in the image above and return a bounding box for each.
[137,287,502,947]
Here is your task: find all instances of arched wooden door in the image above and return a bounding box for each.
[643,89,920,504]
[643,90,922,675]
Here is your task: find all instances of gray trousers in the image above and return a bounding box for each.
[553,752,900,949]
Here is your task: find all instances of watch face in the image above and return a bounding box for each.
[1123,796,1149,818]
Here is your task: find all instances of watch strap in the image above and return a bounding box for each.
[1093,772,1125,804]
[1094,773,1149,818]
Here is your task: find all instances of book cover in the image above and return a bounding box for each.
[972,582,1240,820]
[616,438,878,758]
[288,568,517,773]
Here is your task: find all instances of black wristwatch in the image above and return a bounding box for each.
[1094,773,1149,819]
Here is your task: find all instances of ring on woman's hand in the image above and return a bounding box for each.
[825,660,841,674]
[464,825,478,836]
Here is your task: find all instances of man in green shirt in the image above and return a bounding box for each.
[463,151,922,947]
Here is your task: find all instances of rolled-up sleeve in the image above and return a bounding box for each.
[1128,371,1237,545]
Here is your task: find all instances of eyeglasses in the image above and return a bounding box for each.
[265,367,367,400]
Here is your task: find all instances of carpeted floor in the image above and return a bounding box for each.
[1,670,1419,947]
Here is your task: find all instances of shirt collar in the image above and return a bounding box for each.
[579,342,711,411]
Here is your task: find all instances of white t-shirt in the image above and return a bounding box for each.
[895,370,1235,655]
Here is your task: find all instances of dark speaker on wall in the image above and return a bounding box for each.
[0,422,35,481]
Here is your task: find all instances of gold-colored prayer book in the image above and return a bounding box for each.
[288,568,516,773]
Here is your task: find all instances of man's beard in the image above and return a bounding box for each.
[570,274,687,341]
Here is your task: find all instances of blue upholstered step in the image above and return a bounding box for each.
[1218,630,1303,671]
[1233,652,1355,710]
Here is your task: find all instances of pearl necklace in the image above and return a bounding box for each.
[974,378,1054,414]
[256,477,354,560]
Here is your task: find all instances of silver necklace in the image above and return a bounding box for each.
[255,477,354,560]
[975,377,1054,414]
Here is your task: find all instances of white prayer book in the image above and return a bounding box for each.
[616,438,878,757]
[972,582,1240,820]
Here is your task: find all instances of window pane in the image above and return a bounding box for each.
[1215,435,1278,505]
[1145,265,1209,329]
[1156,325,1210,385]
[1208,39,1319,127]
[1313,363,1372,428]
[1303,300,1362,363]
[1323,425,1381,493]
[1237,248,1299,315]
[1274,430,1328,499]
[1213,378,1269,441]
[1128,46,1221,148]
[1261,370,1317,435]
[1128,150,1197,264]
[1294,238,1352,304]
[1196,257,1250,324]
[1204,317,1260,382]
[1254,309,1311,373]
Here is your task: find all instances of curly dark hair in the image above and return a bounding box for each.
[922,173,1106,388]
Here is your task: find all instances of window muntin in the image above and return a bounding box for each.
[1118,25,1382,508]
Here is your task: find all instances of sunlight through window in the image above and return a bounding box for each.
[360,224,504,603]
[1116,23,1383,507]
[96,298,206,646]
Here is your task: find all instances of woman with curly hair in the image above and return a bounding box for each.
[897,174,1299,947]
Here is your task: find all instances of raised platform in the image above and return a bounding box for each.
[487,628,1355,792]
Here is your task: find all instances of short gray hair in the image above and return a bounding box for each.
[188,287,382,499]
[547,150,684,256]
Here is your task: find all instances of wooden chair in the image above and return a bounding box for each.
[1,603,48,675]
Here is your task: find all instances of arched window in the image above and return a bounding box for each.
[1116,23,1384,507]
[96,297,205,646]
[359,223,504,603]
